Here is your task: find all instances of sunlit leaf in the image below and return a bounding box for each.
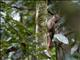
[54,33,69,44]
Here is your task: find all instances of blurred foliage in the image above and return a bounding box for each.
[0,0,80,60]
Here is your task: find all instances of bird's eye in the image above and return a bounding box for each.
[55,20,58,23]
